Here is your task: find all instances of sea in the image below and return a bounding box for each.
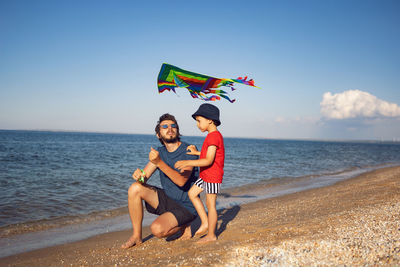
[1,130,400,257]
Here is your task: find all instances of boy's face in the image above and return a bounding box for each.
[195,116,212,132]
[158,119,179,143]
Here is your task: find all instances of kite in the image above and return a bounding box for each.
[157,63,259,103]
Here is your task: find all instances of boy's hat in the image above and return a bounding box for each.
[192,103,221,126]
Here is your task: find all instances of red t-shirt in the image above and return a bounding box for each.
[199,131,225,183]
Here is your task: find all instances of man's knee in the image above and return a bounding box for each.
[128,182,143,198]
[150,222,166,238]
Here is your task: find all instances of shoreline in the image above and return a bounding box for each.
[1,165,399,266]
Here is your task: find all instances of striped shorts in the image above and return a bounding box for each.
[194,178,221,194]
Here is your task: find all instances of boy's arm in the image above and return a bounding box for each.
[149,147,194,187]
[175,145,216,171]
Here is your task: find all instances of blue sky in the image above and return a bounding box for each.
[1,0,399,140]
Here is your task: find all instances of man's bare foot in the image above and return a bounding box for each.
[194,224,208,237]
[121,236,142,249]
[177,225,192,241]
[196,234,217,244]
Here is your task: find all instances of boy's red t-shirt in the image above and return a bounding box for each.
[199,131,225,183]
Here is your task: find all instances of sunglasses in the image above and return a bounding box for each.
[160,123,177,129]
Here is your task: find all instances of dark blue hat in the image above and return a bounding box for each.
[192,103,221,126]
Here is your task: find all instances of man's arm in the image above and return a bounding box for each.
[132,161,157,183]
[149,147,194,187]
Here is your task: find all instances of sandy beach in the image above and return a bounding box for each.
[1,166,399,266]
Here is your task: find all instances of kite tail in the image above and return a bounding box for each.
[202,88,235,102]
[203,89,227,95]
[219,94,235,103]
[202,95,220,102]
[233,76,256,87]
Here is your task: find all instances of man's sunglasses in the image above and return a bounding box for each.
[160,124,177,129]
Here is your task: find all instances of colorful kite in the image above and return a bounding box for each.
[157,63,259,103]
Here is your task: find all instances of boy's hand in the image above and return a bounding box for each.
[174,160,189,172]
[186,145,200,155]
[149,147,161,165]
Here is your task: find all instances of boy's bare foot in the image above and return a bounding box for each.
[121,236,142,249]
[177,225,192,241]
[194,225,208,237]
[196,235,217,244]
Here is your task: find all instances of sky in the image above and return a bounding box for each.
[1,0,399,140]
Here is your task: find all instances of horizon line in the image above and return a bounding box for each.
[1,128,400,143]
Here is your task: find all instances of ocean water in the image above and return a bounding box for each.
[1,130,400,256]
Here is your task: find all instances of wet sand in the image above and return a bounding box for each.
[1,166,399,266]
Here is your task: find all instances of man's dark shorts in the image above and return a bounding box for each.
[145,186,196,226]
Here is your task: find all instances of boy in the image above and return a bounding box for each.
[175,103,225,243]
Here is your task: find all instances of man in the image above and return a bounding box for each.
[121,113,198,248]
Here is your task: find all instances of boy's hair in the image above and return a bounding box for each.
[155,113,181,145]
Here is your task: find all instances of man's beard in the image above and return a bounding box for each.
[160,134,179,144]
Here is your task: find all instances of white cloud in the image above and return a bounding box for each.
[320,90,400,119]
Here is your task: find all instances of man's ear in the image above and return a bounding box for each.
[156,133,160,139]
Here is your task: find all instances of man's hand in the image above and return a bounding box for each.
[186,145,200,156]
[149,147,161,165]
[132,168,144,181]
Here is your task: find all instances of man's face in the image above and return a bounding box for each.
[158,119,179,144]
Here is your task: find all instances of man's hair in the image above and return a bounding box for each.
[155,113,181,145]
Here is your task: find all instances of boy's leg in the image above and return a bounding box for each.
[188,184,208,236]
[197,193,217,243]
[121,182,159,249]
